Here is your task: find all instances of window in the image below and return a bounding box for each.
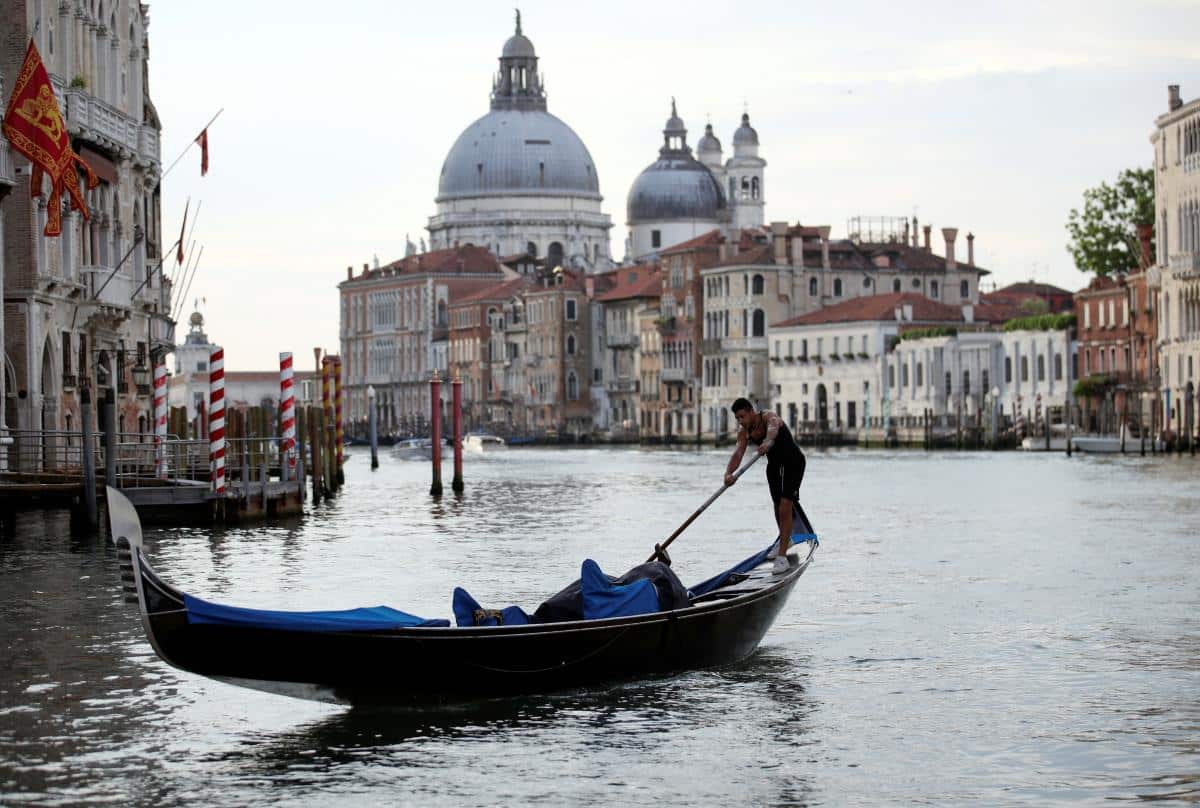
[1021,356,1029,381]
[567,371,579,401]
[651,230,662,248]
[1037,355,1045,381]
[1005,356,1012,383]
[196,361,207,372]
[565,298,577,321]
[945,372,952,398]
[912,278,921,289]
[901,363,909,387]
[752,274,764,295]
[833,278,843,297]
[916,362,923,387]
[809,278,818,296]
[566,334,576,356]
[863,277,871,289]
[1054,353,1063,380]
[892,279,901,292]
[888,365,896,388]
[526,241,538,257]
[930,280,939,298]
[960,280,969,298]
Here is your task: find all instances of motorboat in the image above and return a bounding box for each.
[107,488,818,707]
[464,433,507,453]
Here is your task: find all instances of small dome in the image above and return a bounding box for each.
[502,33,536,59]
[189,311,203,327]
[697,123,722,154]
[627,158,726,223]
[733,113,759,146]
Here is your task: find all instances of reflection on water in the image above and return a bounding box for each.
[1,448,1198,806]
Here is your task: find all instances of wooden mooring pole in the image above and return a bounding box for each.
[430,371,443,497]
[452,373,463,493]
[79,385,98,529]
[368,385,379,471]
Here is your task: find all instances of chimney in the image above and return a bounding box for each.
[585,276,595,298]
[771,221,788,266]
[1168,84,1182,112]
[362,263,369,276]
[346,265,352,281]
[966,232,975,267]
[922,225,931,252]
[818,225,831,270]
[1137,223,1154,269]
[902,219,910,246]
[962,303,974,323]
[912,216,919,248]
[942,227,958,271]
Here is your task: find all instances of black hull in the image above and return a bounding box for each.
[109,488,814,707]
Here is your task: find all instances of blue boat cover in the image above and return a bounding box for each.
[183,593,450,631]
[581,559,660,620]
[452,587,531,627]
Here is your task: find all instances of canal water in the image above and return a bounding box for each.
[1,447,1197,806]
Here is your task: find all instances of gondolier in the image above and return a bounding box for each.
[724,398,807,574]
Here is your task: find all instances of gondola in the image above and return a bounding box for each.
[108,487,817,707]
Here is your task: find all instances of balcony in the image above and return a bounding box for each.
[64,89,159,166]
[606,378,639,394]
[661,367,689,382]
[150,312,175,355]
[1169,252,1200,278]
[606,332,639,349]
[0,134,14,187]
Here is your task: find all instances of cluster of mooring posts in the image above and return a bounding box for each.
[0,348,350,532]
[361,370,466,496]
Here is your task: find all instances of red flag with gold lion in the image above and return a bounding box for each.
[1,40,98,236]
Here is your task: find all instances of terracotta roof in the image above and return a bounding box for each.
[714,244,774,267]
[342,245,504,285]
[658,229,723,256]
[990,281,1073,296]
[772,292,999,328]
[452,276,532,306]
[595,264,662,302]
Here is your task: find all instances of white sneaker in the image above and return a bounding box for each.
[772,556,790,575]
[767,545,780,560]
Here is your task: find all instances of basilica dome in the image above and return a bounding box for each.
[627,102,726,223]
[436,13,600,203]
[437,109,601,201]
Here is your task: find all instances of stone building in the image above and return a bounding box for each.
[521,267,593,438]
[1150,83,1200,445]
[426,14,613,271]
[1,0,168,470]
[594,263,661,439]
[653,230,721,441]
[337,246,509,436]
[698,220,991,437]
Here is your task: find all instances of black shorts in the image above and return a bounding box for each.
[766,456,804,507]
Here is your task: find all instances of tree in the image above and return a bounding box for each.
[1065,167,1155,277]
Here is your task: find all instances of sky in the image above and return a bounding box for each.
[149,0,1200,371]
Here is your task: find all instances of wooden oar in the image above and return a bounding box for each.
[647,452,763,563]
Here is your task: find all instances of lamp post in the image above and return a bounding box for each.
[990,386,1000,450]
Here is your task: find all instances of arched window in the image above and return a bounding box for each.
[962,370,970,396]
[809,277,818,296]
[960,280,969,298]
[1037,355,1046,381]
[526,241,538,257]
[863,276,871,289]
[566,334,576,356]
[751,176,760,199]
[1021,356,1029,381]
[930,280,939,298]
[547,241,564,268]
[1054,353,1063,380]
[752,309,765,337]
[567,371,579,401]
[893,278,901,292]
[1005,356,1012,382]
[833,278,843,297]
[752,274,764,295]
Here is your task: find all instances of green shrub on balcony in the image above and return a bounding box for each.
[1073,373,1115,399]
[69,74,87,89]
[899,326,958,342]
[856,352,869,359]
[1002,312,1076,332]
[842,352,855,360]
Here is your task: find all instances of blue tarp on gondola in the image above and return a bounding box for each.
[183,593,450,631]
[581,559,661,619]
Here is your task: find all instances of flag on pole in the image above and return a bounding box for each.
[195,128,209,176]
[1,40,98,236]
[175,199,189,264]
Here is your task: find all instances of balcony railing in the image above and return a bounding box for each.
[82,265,134,310]
[1168,252,1200,277]
[0,134,14,187]
[661,367,689,382]
[64,89,156,164]
[606,332,639,349]
[606,378,639,394]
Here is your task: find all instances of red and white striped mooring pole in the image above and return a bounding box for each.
[153,358,168,479]
[209,347,226,493]
[279,352,297,481]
